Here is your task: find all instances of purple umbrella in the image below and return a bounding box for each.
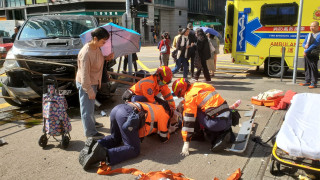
[80,23,141,59]
[199,27,221,38]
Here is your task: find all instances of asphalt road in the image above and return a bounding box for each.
[1,45,320,180]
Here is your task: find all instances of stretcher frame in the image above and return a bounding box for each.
[270,142,320,175]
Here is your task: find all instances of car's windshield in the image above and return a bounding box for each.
[19,17,96,40]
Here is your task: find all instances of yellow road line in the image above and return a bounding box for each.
[0,102,11,109]
[136,60,175,72]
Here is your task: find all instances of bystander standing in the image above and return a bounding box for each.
[76,27,114,139]
[300,21,320,89]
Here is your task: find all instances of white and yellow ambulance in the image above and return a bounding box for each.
[224,0,320,76]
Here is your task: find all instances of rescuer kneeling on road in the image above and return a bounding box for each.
[122,66,176,110]
[79,101,179,169]
[172,78,236,156]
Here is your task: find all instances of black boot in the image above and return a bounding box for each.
[80,142,108,170]
[191,130,205,141]
[210,129,232,152]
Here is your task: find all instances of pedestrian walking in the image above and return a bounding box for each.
[300,21,320,89]
[207,34,220,76]
[79,102,179,169]
[187,23,197,78]
[159,32,171,66]
[192,28,211,82]
[171,28,191,80]
[172,78,235,156]
[76,27,114,139]
[172,28,183,71]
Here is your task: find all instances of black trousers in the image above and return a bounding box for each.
[190,53,195,77]
[304,54,319,84]
[195,58,211,81]
[123,57,138,72]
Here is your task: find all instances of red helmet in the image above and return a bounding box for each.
[172,78,189,98]
[156,66,173,85]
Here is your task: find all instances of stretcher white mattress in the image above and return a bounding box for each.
[276,93,320,160]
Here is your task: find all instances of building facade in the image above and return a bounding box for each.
[0,0,188,44]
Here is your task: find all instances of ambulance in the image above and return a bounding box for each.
[224,0,320,77]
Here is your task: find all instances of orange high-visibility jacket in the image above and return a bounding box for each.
[181,83,226,142]
[138,102,171,141]
[130,75,175,109]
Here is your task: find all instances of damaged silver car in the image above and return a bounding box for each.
[2,15,117,107]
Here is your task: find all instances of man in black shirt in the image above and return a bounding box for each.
[11,25,21,43]
[187,23,197,78]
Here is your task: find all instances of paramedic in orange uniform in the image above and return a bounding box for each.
[123,66,175,110]
[172,78,234,156]
[79,102,179,169]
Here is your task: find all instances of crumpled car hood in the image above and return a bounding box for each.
[11,38,83,56]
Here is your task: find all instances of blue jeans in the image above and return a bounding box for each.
[76,82,98,137]
[98,104,140,165]
[172,56,189,80]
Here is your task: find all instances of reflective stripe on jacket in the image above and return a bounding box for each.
[182,83,226,142]
[138,102,170,141]
[130,75,176,109]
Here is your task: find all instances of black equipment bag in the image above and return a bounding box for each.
[230,110,241,126]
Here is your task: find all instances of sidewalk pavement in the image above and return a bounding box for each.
[1,70,319,180]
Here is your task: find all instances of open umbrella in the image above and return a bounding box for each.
[80,23,141,59]
[199,27,221,38]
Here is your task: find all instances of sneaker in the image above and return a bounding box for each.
[191,78,198,82]
[87,132,105,140]
[299,82,311,86]
[308,83,317,89]
[95,122,104,128]
[80,143,107,170]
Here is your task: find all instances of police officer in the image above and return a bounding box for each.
[172,78,235,156]
[79,101,179,169]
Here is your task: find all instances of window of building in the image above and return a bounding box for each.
[260,3,298,26]
[6,0,25,7]
[179,11,181,16]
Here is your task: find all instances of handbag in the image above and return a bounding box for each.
[209,40,215,54]
[160,40,167,53]
[171,49,177,59]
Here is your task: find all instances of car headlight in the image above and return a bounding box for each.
[3,50,20,71]
[0,47,6,53]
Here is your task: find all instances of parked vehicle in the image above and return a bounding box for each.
[2,15,117,107]
[0,43,13,66]
[224,0,320,77]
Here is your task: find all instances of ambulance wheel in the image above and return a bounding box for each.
[264,58,288,77]
[38,135,48,148]
[61,135,70,149]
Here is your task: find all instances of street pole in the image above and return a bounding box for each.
[126,0,133,74]
[293,0,304,84]
[47,0,50,15]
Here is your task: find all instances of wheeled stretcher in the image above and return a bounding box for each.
[270,93,320,175]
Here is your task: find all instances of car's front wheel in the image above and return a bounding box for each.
[2,78,31,107]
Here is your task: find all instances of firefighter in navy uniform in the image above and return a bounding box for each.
[79,101,179,169]
[172,78,235,156]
